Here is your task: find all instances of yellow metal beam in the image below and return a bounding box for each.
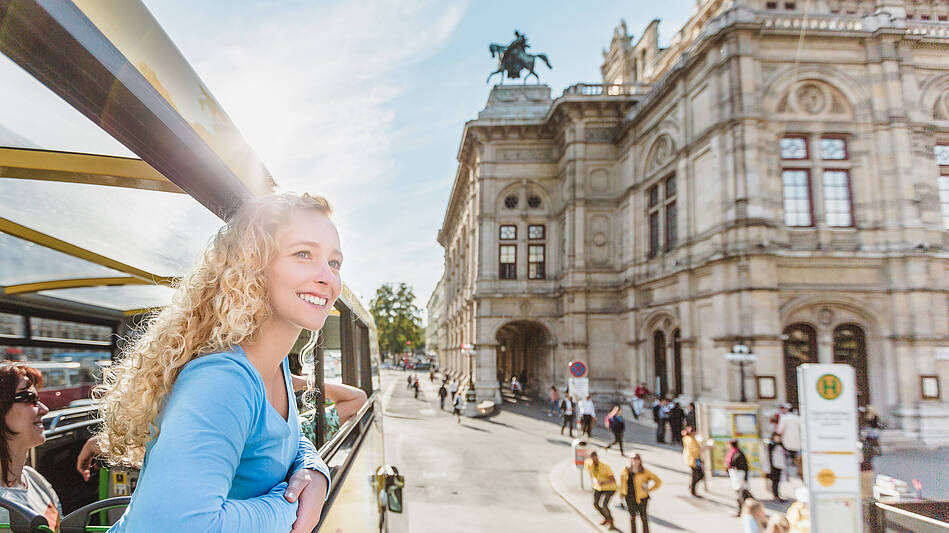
[0,147,184,193]
[2,276,159,295]
[0,217,174,285]
[123,307,161,317]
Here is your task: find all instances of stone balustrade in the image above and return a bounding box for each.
[562,83,648,97]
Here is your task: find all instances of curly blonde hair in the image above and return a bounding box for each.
[93,192,332,466]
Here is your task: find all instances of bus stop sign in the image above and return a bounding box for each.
[569,361,587,378]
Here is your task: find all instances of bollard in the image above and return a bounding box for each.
[572,439,591,490]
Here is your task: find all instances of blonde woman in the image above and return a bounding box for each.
[764,514,791,533]
[91,193,336,532]
[618,454,661,533]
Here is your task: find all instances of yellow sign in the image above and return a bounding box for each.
[817,468,836,487]
[816,373,843,400]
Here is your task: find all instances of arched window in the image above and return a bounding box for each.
[833,324,869,406]
[653,330,667,396]
[672,329,683,396]
[783,323,816,406]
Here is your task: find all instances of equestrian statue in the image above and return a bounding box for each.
[487,30,552,84]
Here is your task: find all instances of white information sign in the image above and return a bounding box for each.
[798,364,862,533]
[568,377,589,399]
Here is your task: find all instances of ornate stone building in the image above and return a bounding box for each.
[432,0,949,444]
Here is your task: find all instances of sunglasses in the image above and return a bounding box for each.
[11,390,40,406]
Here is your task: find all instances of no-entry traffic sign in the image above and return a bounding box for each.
[569,360,587,378]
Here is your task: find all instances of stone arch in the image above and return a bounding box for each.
[496,180,553,213]
[762,66,871,122]
[640,119,682,178]
[920,73,949,121]
[494,320,553,396]
[642,308,679,396]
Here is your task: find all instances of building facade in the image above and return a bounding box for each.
[432,0,949,445]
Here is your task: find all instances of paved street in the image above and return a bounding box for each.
[381,370,802,533]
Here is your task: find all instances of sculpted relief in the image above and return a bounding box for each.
[646,134,676,173]
[777,79,852,119]
[935,91,949,121]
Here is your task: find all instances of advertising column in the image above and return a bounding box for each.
[797,364,862,533]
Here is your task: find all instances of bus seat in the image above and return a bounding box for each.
[0,495,130,533]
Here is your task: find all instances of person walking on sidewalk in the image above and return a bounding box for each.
[632,382,650,420]
[604,405,626,456]
[584,451,617,529]
[741,498,769,533]
[449,379,458,401]
[548,386,559,417]
[579,395,597,439]
[685,402,697,431]
[682,426,706,497]
[775,404,801,478]
[726,439,751,516]
[438,382,448,410]
[668,401,685,444]
[654,398,669,443]
[560,396,576,437]
[619,454,661,533]
[766,436,787,501]
[412,377,420,399]
[452,392,463,423]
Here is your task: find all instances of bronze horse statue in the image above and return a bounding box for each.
[486,31,552,84]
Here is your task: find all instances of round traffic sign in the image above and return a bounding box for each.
[569,361,587,378]
[816,373,843,400]
[817,468,836,487]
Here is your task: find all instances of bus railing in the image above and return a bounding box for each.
[0,495,130,533]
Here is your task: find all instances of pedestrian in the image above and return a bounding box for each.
[429,368,434,383]
[548,386,560,417]
[654,398,669,443]
[726,439,751,516]
[668,401,685,444]
[764,514,791,533]
[685,402,697,432]
[407,373,413,390]
[511,376,521,397]
[681,426,706,497]
[412,377,420,399]
[741,498,769,533]
[584,451,617,529]
[604,405,626,455]
[437,382,448,410]
[786,487,810,533]
[560,396,576,437]
[863,405,884,458]
[579,395,596,438]
[449,379,458,401]
[766,436,787,501]
[632,382,649,420]
[775,404,801,478]
[452,392,463,423]
[619,453,661,533]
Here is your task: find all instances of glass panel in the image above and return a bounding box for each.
[648,185,659,207]
[528,225,545,240]
[0,312,25,338]
[939,176,949,230]
[527,195,542,209]
[935,145,949,166]
[0,178,224,278]
[30,317,111,344]
[665,202,677,251]
[528,245,544,262]
[665,175,676,198]
[820,138,847,160]
[823,170,852,227]
[782,170,812,226]
[0,54,133,157]
[500,225,516,240]
[780,137,808,159]
[38,284,176,311]
[499,245,515,264]
[1,347,111,411]
[649,211,659,257]
[0,232,125,286]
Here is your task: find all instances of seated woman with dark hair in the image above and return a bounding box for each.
[0,361,61,530]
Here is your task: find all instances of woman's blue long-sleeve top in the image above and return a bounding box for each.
[109,347,331,532]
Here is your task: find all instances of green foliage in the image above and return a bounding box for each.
[369,282,424,358]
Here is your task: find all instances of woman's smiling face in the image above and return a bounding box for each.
[266,209,343,333]
[4,376,48,450]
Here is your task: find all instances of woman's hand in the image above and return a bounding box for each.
[285,468,328,533]
[76,436,103,482]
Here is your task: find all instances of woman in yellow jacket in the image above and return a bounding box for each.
[619,454,662,533]
[584,451,617,528]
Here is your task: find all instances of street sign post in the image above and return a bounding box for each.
[726,344,756,402]
[568,360,587,378]
[798,364,862,533]
[568,377,589,399]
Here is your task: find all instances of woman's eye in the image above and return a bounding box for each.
[294,251,311,259]
[329,260,341,269]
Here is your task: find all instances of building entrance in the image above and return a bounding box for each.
[495,321,549,396]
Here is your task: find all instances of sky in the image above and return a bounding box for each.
[138,1,695,311]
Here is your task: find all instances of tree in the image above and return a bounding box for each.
[370,282,424,360]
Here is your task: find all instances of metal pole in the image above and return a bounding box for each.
[739,361,747,402]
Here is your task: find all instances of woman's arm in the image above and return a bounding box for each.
[120,357,296,532]
[324,383,367,424]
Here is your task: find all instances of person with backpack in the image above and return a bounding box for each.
[560,396,575,437]
[438,382,448,410]
[726,439,751,516]
[604,405,626,456]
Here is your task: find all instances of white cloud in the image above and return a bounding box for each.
[180,0,469,306]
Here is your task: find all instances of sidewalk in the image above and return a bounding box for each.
[495,391,802,533]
